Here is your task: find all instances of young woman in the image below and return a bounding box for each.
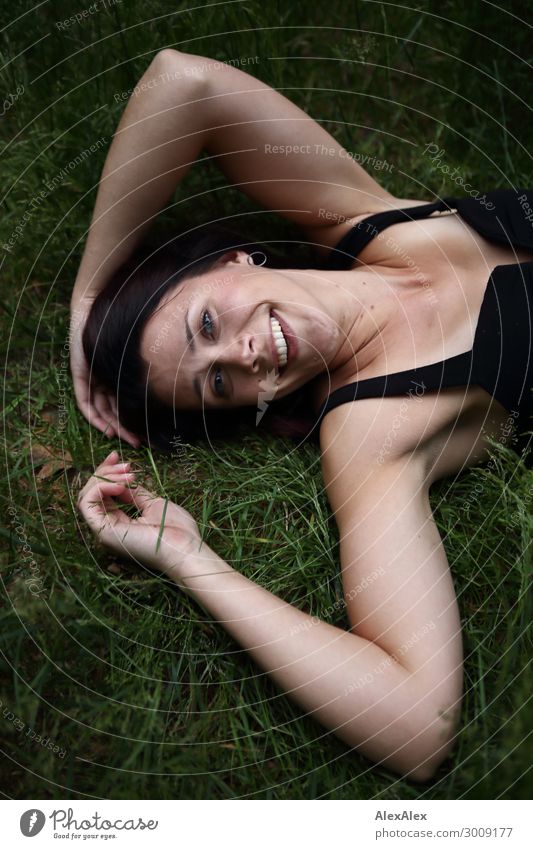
[73,50,533,783]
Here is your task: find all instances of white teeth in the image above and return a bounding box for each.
[270,315,288,366]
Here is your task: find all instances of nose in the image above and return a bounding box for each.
[222,334,260,373]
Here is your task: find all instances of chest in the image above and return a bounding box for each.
[323,208,533,383]
[313,208,533,475]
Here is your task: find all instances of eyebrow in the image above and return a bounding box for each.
[185,307,202,402]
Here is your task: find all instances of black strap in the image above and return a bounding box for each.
[327,198,455,270]
[317,351,474,421]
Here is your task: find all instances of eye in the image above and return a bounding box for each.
[201,309,215,338]
[200,310,226,398]
[213,368,225,397]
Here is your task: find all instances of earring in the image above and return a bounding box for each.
[247,251,267,266]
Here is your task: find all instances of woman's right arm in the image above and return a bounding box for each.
[72,48,394,440]
[70,50,213,441]
[71,50,211,308]
[72,48,393,308]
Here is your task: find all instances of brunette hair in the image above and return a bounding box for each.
[82,225,322,450]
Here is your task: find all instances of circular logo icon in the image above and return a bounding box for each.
[20,809,46,837]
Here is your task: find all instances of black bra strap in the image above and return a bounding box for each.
[327,198,455,270]
[318,350,474,421]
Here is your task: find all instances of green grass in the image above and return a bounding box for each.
[1,0,532,799]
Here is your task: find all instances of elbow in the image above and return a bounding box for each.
[399,717,460,784]
[405,760,442,784]
[151,48,208,88]
[368,698,461,784]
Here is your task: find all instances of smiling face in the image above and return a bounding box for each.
[139,250,346,411]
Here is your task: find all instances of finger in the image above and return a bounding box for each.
[78,480,127,527]
[92,392,140,447]
[118,484,159,512]
[97,463,132,476]
[108,394,118,416]
[100,450,120,466]
[97,456,131,473]
[102,423,117,439]
[75,391,113,434]
[85,407,117,438]
[78,470,134,504]
[113,425,142,449]
[72,376,110,430]
[92,389,119,435]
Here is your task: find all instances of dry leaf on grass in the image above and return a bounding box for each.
[30,443,73,480]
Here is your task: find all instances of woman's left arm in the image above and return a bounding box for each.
[78,452,445,781]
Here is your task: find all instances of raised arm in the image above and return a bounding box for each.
[71,47,394,440]
[72,48,394,306]
[78,445,462,782]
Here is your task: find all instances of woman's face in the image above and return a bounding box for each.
[140,251,345,411]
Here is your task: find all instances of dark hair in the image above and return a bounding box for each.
[82,225,323,451]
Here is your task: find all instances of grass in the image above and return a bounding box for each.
[1,0,532,799]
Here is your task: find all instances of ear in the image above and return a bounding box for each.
[214,249,251,266]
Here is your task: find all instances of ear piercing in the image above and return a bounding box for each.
[247,251,267,266]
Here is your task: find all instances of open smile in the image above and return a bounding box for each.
[270,312,288,369]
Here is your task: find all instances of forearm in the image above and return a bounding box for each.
[168,545,434,777]
[71,50,211,306]
[72,47,393,307]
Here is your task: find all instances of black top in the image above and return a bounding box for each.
[319,189,533,448]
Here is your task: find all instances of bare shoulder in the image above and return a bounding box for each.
[320,391,433,463]
[318,392,437,505]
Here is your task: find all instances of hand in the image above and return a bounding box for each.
[70,299,141,448]
[77,450,202,577]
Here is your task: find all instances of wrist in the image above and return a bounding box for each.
[162,542,234,593]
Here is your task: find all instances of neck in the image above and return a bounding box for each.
[295,264,396,374]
